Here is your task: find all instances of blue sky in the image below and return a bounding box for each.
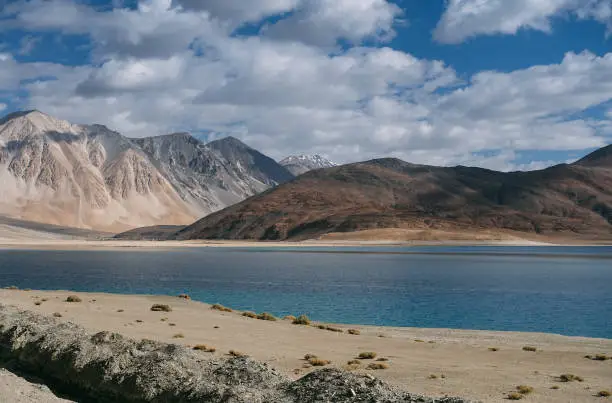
[0,0,611,170]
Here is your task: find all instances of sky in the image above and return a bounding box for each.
[0,0,611,171]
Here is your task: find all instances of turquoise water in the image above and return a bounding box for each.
[1,246,611,338]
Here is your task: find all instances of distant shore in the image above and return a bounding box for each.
[1,288,610,402]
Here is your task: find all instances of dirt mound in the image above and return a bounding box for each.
[0,305,474,403]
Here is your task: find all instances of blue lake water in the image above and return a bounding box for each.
[0,246,611,339]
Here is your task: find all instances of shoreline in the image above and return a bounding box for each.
[0,238,583,251]
[1,289,610,402]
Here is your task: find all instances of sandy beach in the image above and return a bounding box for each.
[1,289,610,402]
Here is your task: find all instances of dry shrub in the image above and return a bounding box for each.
[516,385,534,395]
[257,312,277,321]
[211,304,232,312]
[292,315,311,325]
[177,294,191,300]
[308,358,331,366]
[242,311,257,318]
[150,304,172,312]
[284,315,297,321]
[65,295,82,303]
[229,350,248,358]
[367,363,389,370]
[52,312,62,317]
[304,354,318,360]
[507,392,523,400]
[347,359,360,365]
[522,346,537,352]
[559,374,583,382]
[489,347,499,352]
[172,333,185,339]
[347,329,360,335]
[193,344,216,353]
[597,391,611,397]
[358,352,377,359]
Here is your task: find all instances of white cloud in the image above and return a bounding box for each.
[263,0,402,47]
[434,0,612,44]
[0,103,6,112]
[172,0,299,25]
[1,0,611,172]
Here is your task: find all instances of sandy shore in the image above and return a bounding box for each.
[1,289,610,402]
[0,238,561,251]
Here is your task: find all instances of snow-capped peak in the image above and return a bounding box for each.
[279,154,336,175]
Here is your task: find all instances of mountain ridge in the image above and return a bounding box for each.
[0,111,293,231]
[174,146,612,241]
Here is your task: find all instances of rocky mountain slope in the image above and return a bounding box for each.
[175,146,612,241]
[279,154,336,176]
[0,111,293,231]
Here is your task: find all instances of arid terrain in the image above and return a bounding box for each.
[174,146,612,241]
[1,289,610,403]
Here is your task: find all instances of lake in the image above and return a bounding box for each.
[1,245,611,338]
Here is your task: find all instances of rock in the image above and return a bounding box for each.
[0,304,475,403]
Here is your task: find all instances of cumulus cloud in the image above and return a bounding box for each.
[434,0,612,44]
[171,0,299,25]
[1,0,611,171]
[262,0,402,47]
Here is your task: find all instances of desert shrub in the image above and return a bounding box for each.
[597,390,611,397]
[559,374,584,382]
[428,374,438,379]
[150,304,172,312]
[358,352,377,359]
[507,392,523,400]
[489,347,499,352]
[325,326,343,333]
[242,311,257,318]
[65,295,82,303]
[308,358,331,366]
[414,339,425,343]
[117,309,124,313]
[172,333,185,339]
[347,329,360,335]
[284,315,297,321]
[193,344,216,353]
[52,312,62,317]
[516,385,534,395]
[4,286,18,290]
[304,354,318,360]
[257,312,277,321]
[594,354,608,361]
[367,363,389,370]
[347,359,360,365]
[550,385,560,390]
[177,294,191,300]
[229,350,248,358]
[135,320,143,323]
[211,304,232,312]
[522,346,537,352]
[292,315,311,325]
[34,301,42,306]
[344,363,361,371]
[376,357,389,362]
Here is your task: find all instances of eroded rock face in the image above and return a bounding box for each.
[0,305,474,403]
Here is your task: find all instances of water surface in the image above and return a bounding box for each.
[1,246,610,338]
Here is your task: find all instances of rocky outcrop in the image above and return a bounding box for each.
[0,304,473,403]
[0,111,294,232]
[279,155,336,176]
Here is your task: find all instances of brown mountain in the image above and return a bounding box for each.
[174,145,612,241]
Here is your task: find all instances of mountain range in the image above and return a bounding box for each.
[3,110,612,242]
[279,155,336,176]
[0,111,296,231]
[174,148,612,241]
